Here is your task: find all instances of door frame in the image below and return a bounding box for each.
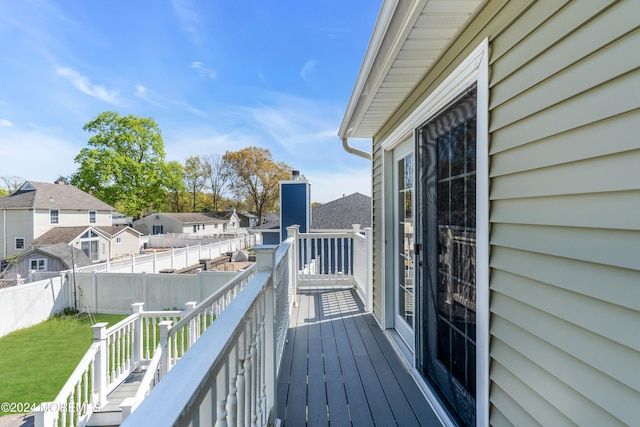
[380,38,489,426]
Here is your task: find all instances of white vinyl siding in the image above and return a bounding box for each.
[487,1,640,425]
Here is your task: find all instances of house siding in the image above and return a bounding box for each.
[372,0,640,425]
[1,209,34,256]
[489,1,640,425]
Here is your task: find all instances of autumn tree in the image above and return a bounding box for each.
[71,111,180,218]
[223,146,291,221]
[202,153,230,212]
[183,155,207,211]
[1,176,24,194]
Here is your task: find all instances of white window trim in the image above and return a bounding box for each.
[14,237,25,250]
[89,210,97,224]
[29,258,47,271]
[50,209,59,225]
[379,38,489,427]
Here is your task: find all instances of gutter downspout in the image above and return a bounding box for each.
[341,137,371,160]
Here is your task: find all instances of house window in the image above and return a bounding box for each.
[50,210,59,224]
[193,225,198,233]
[152,225,163,235]
[30,259,47,271]
[15,237,25,250]
[89,210,97,224]
[116,237,122,244]
[80,230,100,261]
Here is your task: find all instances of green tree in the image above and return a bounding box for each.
[223,146,291,221]
[71,111,178,218]
[164,160,186,212]
[183,155,207,212]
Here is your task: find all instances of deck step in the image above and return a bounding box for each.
[87,371,144,427]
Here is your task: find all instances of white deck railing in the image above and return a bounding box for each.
[34,307,184,427]
[35,226,372,427]
[121,240,295,427]
[293,225,373,311]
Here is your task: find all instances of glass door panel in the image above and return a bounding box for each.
[394,141,415,348]
[417,87,477,426]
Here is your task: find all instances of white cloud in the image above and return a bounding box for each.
[171,0,200,43]
[307,167,371,204]
[0,119,13,127]
[0,127,78,182]
[56,67,124,106]
[189,61,217,79]
[300,60,317,87]
[135,83,207,116]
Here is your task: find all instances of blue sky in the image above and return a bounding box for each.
[0,0,380,203]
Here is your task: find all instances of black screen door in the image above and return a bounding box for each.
[416,86,477,426]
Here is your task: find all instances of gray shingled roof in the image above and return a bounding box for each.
[252,193,372,231]
[311,193,372,230]
[150,212,225,224]
[19,243,93,269]
[32,226,94,245]
[0,181,114,210]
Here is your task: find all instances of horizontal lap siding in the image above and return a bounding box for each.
[488,0,640,425]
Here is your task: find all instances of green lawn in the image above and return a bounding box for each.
[0,313,127,416]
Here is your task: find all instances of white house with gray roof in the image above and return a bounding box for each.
[132,211,241,237]
[0,181,115,259]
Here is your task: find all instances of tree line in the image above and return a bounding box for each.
[2,111,293,220]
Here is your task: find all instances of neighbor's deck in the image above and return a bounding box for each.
[277,288,443,426]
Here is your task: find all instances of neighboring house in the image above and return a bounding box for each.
[339,1,639,426]
[32,225,141,262]
[132,211,241,237]
[1,243,92,281]
[0,181,114,259]
[112,212,134,227]
[236,211,258,228]
[254,192,372,244]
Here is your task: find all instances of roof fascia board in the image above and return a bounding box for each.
[339,0,428,138]
[339,0,400,137]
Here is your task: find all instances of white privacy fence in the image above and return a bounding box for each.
[0,235,257,338]
[76,235,258,274]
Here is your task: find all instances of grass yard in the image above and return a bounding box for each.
[0,313,127,416]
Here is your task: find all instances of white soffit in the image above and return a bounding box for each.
[339,0,483,139]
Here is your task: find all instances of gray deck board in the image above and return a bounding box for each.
[277,288,443,426]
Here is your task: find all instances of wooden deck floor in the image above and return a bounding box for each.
[276,288,443,427]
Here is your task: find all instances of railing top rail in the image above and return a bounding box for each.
[298,232,358,240]
[276,240,292,264]
[168,263,257,333]
[122,271,272,427]
[132,343,163,404]
[105,313,140,335]
[141,310,183,317]
[51,342,100,403]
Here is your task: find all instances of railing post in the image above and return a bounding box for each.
[185,301,197,346]
[364,227,373,312]
[34,403,56,427]
[159,320,172,376]
[153,250,157,272]
[92,322,109,407]
[171,247,175,270]
[253,245,277,424]
[286,225,300,307]
[131,303,144,365]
